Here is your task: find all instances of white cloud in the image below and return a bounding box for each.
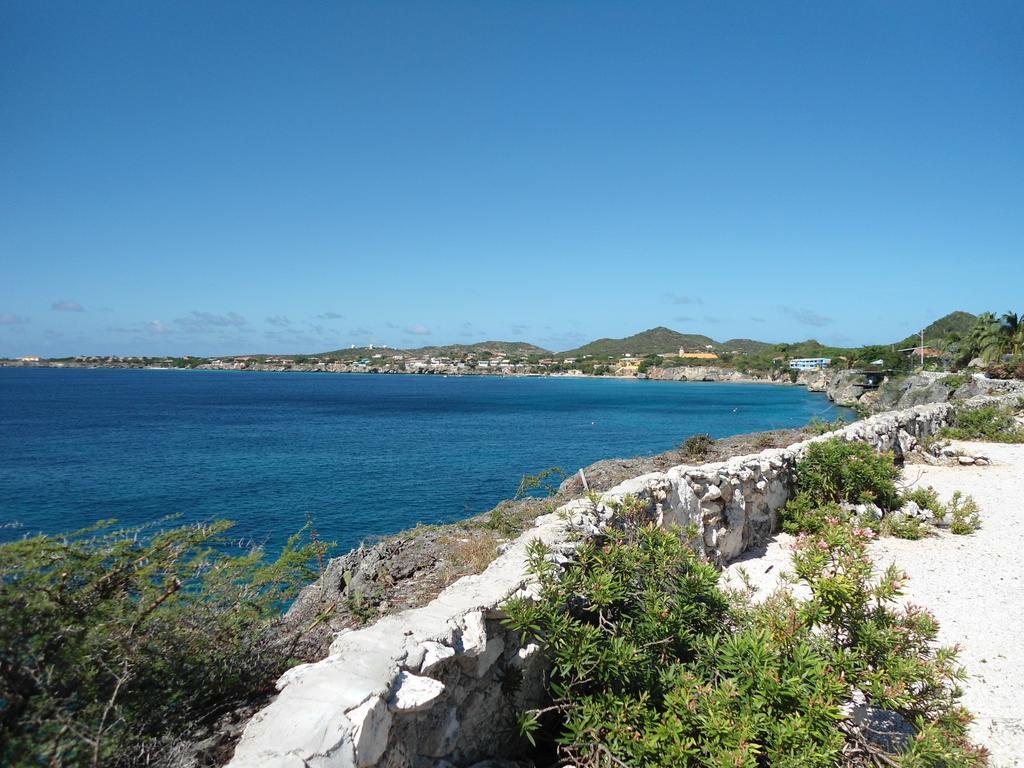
[404,323,431,335]
[0,313,29,325]
[664,293,703,306]
[175,311,248,332]
[52,300,84,312]
[781,306,833,327]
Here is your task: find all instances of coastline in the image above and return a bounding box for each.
[0,358,819,389]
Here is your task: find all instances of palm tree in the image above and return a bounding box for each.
[1000,311,1022,358]
[964,312,1000,364]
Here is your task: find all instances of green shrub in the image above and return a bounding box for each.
[947,492,982,535]
[514,466,566,499]
[903,485,945,515]
[940,405,1024,443]
[794,439,901,511]
[506,521,983,766]
[682,433,716,460]
[0,520,330,767]
[781,495,847,535]
[941,374,970,391]
[881,513,929,540]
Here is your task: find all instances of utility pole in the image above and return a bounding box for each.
[920,329,925,369]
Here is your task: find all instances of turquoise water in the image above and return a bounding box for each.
[0,369,849,552]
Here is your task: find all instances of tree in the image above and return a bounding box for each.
[0,520,329,767]
[1000,311,1022,358]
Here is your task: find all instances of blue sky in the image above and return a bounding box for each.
[1,1,1022,357]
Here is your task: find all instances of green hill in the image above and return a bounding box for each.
[560,327,755,358]
[719,338,775,355]
[406,341,551,358]
[894,311,977,348]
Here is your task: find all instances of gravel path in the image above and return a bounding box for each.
[723,441,1024,766]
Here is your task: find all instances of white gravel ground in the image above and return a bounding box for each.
[722,441,1024,766]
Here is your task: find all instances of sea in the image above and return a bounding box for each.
[0,368,850,553]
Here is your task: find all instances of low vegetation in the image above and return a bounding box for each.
[805,415,850,435]
[0,520,330,767]
[505,504,984,766]
[789,439,902,512]
[946,492,983,536]
[681,433,716,460]
[781,439,982,540]
[940,405,1024,443]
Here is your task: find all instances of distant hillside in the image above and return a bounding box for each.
[318,340,550,359]
[894,311,977,348]
[781,339,856,359]
[312,314,977,364]
[718,338,775,355]
[407,341,551,358]
[559,326,772,358]
[318,345,400,360]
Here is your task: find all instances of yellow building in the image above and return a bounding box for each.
[678,347,719,360]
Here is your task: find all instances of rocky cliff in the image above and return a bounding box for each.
[828,371,1024,412]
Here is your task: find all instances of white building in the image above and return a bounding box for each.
[788,358,832,370]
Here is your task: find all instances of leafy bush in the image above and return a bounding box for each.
[940,405,1024,443]
[682,433,716,460]
[515,466,566,499]
[793,439,902,511]
[903,485,944,513]
[0,520,329,767]
[947,492,982,535]
[881,513,929,540]
[940,374,970,390]
[781,495,848,535]
[505,521,984,766]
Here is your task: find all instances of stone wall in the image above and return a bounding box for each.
[225,399,981,768]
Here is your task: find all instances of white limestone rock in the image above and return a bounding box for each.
[349,695,392,768]
[458,611,505,676]
[416,641,455,673]
[389,671,446,713]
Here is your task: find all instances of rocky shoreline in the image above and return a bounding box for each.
[2,356,831,389]
[278,375,1018,644]
[228,395,1017,768]
[826,369,1024,412]
[176,377,1022,766]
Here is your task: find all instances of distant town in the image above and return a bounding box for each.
[2,345,748,378]
[7,310,996,383]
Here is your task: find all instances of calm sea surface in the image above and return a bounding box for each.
[0,369,850,552]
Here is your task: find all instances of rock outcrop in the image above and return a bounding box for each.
[825,370,1024,412]
[647,365,764,382]
[826,370,868,406]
